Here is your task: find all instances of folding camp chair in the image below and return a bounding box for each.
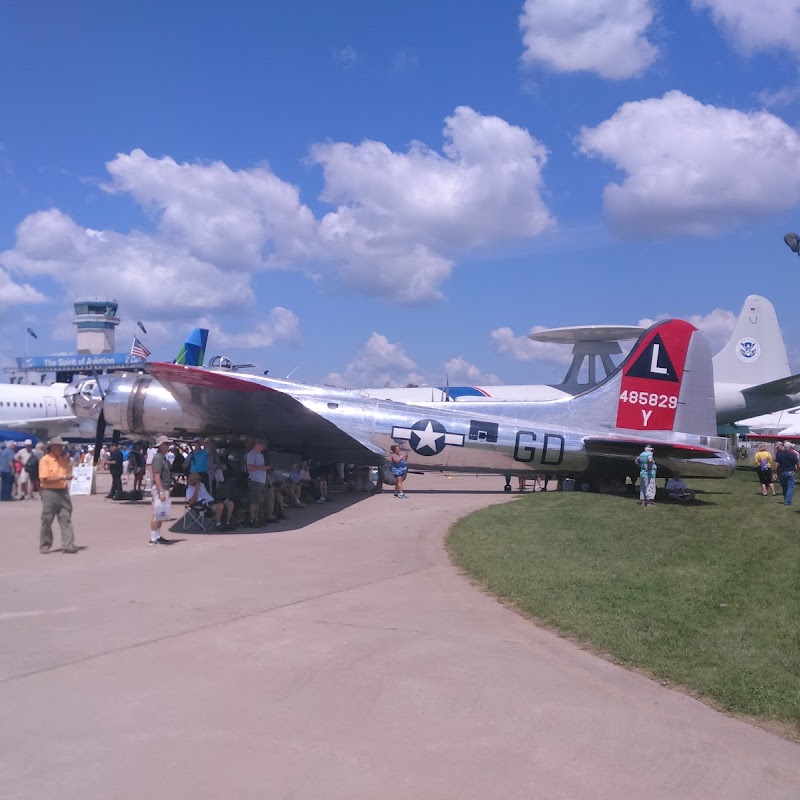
[182,501,215,532]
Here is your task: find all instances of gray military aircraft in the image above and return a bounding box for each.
[67,318,735,487]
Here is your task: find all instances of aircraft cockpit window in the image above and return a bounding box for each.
[80,381,97,402]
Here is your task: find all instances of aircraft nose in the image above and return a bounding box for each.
[67,378,103,420]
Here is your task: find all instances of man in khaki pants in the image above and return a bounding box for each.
[38,436,78,554]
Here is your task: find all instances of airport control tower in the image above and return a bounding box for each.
[72,297,120,354]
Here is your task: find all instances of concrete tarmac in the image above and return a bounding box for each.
[1,472,798,799]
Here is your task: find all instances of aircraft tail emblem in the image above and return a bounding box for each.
[615,320,701,432]
[712,295,789,385]
[173,328,208,367]
[548,319,715,437]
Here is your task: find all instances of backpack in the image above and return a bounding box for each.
[24,454,38,475]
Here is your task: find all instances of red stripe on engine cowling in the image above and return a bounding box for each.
[149,363,270,393]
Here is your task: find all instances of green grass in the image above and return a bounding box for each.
[446,468,800,736]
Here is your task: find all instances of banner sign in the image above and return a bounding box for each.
[69,465,95,496]
[16,353,141,370]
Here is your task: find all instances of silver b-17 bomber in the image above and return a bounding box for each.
[68,318,735,489]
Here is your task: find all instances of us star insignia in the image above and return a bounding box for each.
[392,419,465,456]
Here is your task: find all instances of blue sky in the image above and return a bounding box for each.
[3,0,800,388]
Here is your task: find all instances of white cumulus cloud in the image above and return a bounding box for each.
[3,108,555,313]
[0,265,45,305]
[1,208,255,317]
[577,90,800,237]
[490,325,574,364]
[326,332,423,388]
[104,149,318,269]
[197,307,301,349]
[520,0,659,79]
[311,105,554,302]
[443,356,502,386]
[693,0,800,55]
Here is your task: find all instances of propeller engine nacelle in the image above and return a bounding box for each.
[69,373,203,437]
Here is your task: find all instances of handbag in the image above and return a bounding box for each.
[153,496,172,521]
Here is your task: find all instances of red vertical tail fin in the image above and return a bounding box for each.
[615,320,715,435]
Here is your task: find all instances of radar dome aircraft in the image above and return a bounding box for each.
[68,319,735,490]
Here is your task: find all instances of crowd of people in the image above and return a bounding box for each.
[753,440,800,504]
[2,433,398,554]
[22,431,798,553]
[0,439,45,502]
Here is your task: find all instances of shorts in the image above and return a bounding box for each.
[248,480,265,504]
[18,471,30,486]
[756,468,773,486]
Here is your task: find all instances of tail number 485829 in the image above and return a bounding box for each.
[619,390,677,409]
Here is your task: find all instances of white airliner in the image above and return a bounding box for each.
[361,295,800,427]
[0,382,80,440]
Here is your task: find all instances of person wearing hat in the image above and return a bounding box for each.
[0,440,16,501]
[774,440,800,505]
[14,439,35,500]
[38,436,78,554]
[634,445,657,507]
[149,435,173,545]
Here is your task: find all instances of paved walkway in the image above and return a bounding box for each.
[1,473,798,799]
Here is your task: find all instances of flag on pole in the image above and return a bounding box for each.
[26,327,38,339]
[130,336,151,361]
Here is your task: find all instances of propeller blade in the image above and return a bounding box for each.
[111,428,121,446]
[93,411,106,465]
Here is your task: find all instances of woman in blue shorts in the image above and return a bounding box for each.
[389,444,408,499]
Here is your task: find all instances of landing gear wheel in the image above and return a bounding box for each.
[503,473,512,492]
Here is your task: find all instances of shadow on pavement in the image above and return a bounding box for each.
[167,488,379,535]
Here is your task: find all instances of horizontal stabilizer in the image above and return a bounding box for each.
[742,372,800,398]
[585,437,729,460]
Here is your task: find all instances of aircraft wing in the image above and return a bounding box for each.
[742,373,800,398]
[148,363,384,462]
[0,415,77,431]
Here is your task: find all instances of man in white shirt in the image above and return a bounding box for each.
[665,473,693,500]
[245,439,275,526]
[186,472,234,531]
[15,439,34,500]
